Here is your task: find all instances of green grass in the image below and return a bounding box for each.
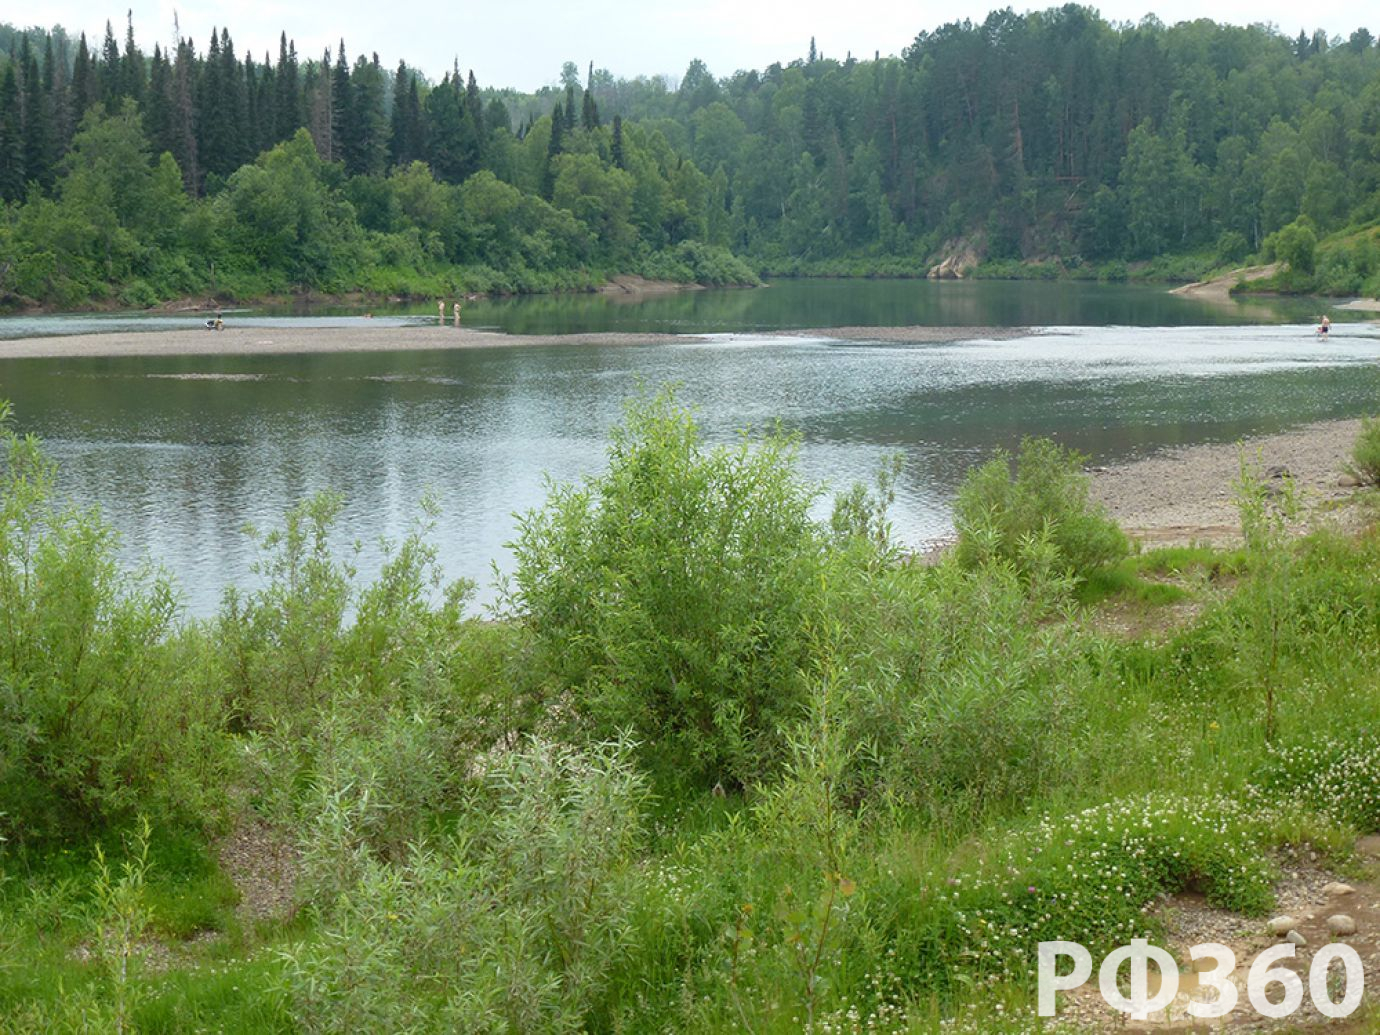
[6,398,1380,1030]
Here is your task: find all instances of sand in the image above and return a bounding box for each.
[0,325,713,359]
[0,324,1040,360]
[1169,263,1279,303]
[1090,418,1366,545]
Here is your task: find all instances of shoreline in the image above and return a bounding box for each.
[1090,418,1366,545]
[0,324,1037,359]
[2,276,718,317]
[1169,263,1279,303]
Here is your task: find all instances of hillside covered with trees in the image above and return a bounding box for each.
[2,9,1380,309]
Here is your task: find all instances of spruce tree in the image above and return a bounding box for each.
[564,83,577,131]
[345,53,388,176]
[71,34,96,119]
[256,54,277,152]
[100,21,121,103]
[611,113,625,169]
[146,45,175,157]
[465,70,485,142]
[172,36,199,192]
[220,29,249,170]
[485,97,511,135]
[275,34,300,143]
[331,41,351,164]
[0,66,24,202]
[19,39,54,190]
[582,89,600,130]
[197,29,234,179]
[121,11,144,106]
[44,36,73,155]
[389,61,420,166]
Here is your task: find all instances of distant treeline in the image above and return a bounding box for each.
[1,10,1380,307]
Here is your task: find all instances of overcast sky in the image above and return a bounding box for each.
[23,0,1379,92]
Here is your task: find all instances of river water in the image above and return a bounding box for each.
[2,280,1378,615]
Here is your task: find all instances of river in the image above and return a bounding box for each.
[2,279,1378,615]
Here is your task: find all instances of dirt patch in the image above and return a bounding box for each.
[1060,838,1380,1031]
[217,814,299,927]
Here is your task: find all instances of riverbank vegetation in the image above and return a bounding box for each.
[4,12,1380,310]
[3,391,1380,1030]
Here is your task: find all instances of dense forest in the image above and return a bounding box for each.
[2,10,1380,308]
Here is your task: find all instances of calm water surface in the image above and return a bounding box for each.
[3,281,1379,616]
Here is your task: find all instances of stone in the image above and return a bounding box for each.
[1323,882,1356,897]
[1326,914,1357,936]
[1264,464,1290,479]
[1268,915,1298,936]
[1287,929,1309,947]
[1338,473,1363,488]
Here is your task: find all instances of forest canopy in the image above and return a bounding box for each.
[2,10,1379,307]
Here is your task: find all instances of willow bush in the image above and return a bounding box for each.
[506,388,829,789]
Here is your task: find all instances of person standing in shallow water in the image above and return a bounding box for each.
[1318,315,1330,337]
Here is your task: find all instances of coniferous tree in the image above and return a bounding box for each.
[146,44,175,157]
[0,66,24,201]
[389,61,422,166]
[425,73,480,183]
[197,29,240,180]
[100,21,121,103]
[582,89,600,130]
[465,69,486,157]
[331,41,352,164]
[172,35,199,192]
[244,53,261,157]
[44,36,74,155]
[275,33,300,143]
[307,48,335,159]
[345,53,388,175]
[19,39,55,190]
[120,11,144,106]
[485,97,511,136]
[255,53,277,152]
[220,29,249,170]
[564,83,577,131]
[71,34,97,120]
[611,113,625,169]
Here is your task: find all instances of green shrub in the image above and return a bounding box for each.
[0,403,226,844]
[953,437,1128,582]
[278,738,648,1033]
[1350,416,1380,485]
[506,388,827,788]
[1215,230,1250,266]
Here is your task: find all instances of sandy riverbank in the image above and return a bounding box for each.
[1169,263,1279,303]
[0,323,1041,359]
[0,325,716,359]
[1090,418,1366,545]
